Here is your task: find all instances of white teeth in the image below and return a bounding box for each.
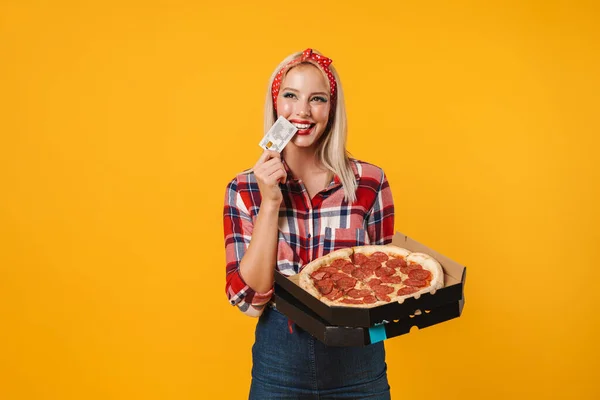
[292,123,312,129]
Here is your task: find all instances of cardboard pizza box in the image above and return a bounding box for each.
[273,231,467,328]
[274,286,465,347]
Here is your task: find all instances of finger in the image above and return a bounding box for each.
[267,168,287,185]
[268,164,287,183]
[261,157,284,171]
[266,150,281,159]
[256,149,281,165]
[265,162,286,179]
[253,151,277,171]
[255,159,283,178]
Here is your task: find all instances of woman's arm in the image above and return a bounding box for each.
[223,151,286,317]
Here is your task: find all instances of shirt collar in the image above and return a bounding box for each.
[281,158,360,189]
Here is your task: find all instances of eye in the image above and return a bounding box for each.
[311,96,328,103]
[282,92,297,99]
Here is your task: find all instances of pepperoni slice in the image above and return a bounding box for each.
[375,266,395,277]
[363,295,377,304]
[336,276,357,290]
[403,279,428,287]
[325,288,343,301]
[400,264,422,275]
[363,260,381,272]
[342,287,355,295]
[310,271,328,280]
[361,267,375,278]
[367,278,382,287]
[330,258,348,269]
[372,284,394,295]
[380,275,402,284]
[351,268,367,280]
[370,251,389,262]
[316,278,333,295]
[341,263,355,274]
[320,266,340,274]
[386,258,406,269]
[341,298,363,304]
[330,272,348,281]
[374,292,391,302]
[397,286,419,295]
[352,253,369,265]
[408,269,432,280]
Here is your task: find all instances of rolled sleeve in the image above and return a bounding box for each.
[223,178,273,316]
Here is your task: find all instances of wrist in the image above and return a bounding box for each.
[260,200,281,213]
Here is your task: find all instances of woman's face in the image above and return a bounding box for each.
[276,64,331,150]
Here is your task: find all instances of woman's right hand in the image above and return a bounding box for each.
[253,150,287,206]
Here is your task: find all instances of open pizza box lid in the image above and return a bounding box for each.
[274,231,466,328]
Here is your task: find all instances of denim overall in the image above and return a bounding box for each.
[249,304,391,399]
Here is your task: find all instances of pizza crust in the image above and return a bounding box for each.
[298,273,323,301]
[406,252,444,290]
[392,252,444,304]
[353,245,411,259]
[319,295,389,308]
[331,301,388,308]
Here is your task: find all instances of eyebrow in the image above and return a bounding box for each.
[281,88,329,97]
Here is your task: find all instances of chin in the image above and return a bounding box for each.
[290,139,317,149]
[293,134,324,148]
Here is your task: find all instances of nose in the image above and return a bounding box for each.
[296,101,311,117]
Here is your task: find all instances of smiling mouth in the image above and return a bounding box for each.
[291,122,315,130]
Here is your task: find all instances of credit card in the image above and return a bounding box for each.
[258,116,298,153]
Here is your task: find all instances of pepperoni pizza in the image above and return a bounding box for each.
[298,245,444,308]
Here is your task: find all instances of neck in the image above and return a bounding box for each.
[283,145,327,181]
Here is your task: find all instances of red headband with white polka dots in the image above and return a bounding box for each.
[271,48,337,113]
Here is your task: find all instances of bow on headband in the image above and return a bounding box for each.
[271,48,337,112]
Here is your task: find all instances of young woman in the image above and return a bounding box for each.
[223,48,395,399]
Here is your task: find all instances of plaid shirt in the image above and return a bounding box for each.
[223,159,395,317]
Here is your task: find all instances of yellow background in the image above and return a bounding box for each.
[1,0,598,399]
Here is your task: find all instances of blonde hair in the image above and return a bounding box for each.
[263,50,357,203]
